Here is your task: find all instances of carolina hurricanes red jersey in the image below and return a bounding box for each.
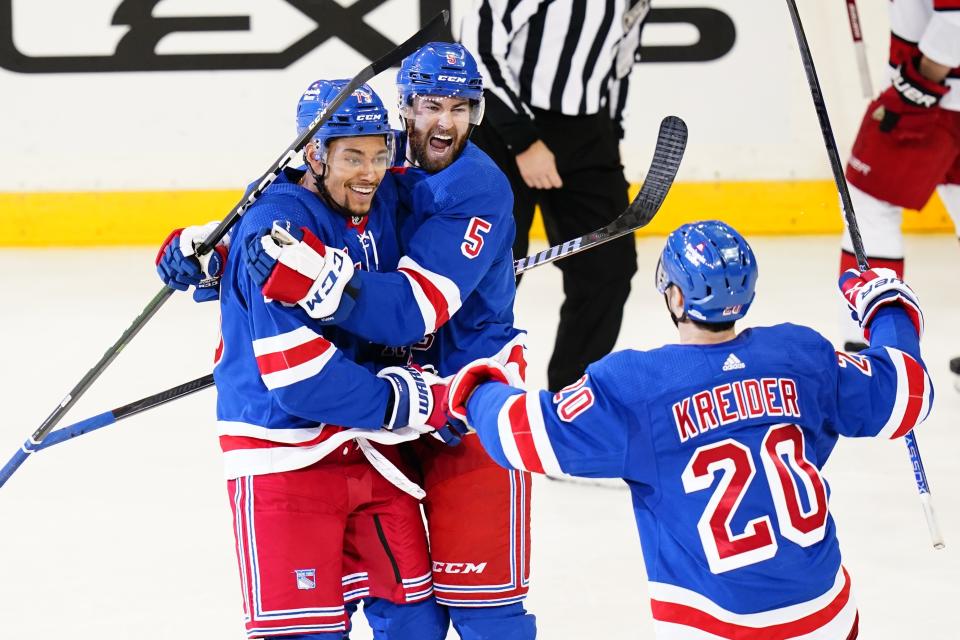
[889,0,960,110]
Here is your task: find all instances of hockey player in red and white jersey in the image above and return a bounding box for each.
[840,0,960,379]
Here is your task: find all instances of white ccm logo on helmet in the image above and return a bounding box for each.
[355,114,383,121]
[437,74,466,83]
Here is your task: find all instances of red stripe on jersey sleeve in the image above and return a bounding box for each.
[508,344,528,381]
[399,267,450,329]
[255,335,333,375]
[933,0,960,10]
[651,568,854,639]
[891,353,926,439]
[507,395,546,474]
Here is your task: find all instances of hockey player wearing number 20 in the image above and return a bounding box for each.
[446,221,934,639]
[188,82,450,639]
[249,44,537,640]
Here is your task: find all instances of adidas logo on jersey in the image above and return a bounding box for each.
[722,354,745,371]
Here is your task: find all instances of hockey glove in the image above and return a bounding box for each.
[155,221,229,302]
[447,358,522,430]
[839,267,924,340]
[872,56,949,135]
[245,221,359,324]
[379,365,453,434]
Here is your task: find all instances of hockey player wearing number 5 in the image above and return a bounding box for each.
[248,43,538,640]
[157,44,538,639]
[444,220,934,639]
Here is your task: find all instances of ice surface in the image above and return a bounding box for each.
[0,235,957,638]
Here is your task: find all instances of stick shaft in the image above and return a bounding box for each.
[0,13,448,491]
[785,0,943,549]
[844,0,874,98]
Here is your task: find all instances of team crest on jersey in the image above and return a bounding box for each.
[295,569,316,590]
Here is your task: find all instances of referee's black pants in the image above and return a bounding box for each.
[472,108,637,391]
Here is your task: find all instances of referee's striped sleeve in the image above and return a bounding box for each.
[461,0,542,152]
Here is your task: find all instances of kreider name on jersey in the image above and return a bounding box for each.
[672,377,801,443]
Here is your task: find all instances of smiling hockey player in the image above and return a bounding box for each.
[156,80,455,640]
[248,43,537,640]
[156,44,537,640]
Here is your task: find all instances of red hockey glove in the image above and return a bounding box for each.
[839,267,924,340]
[872,57,949,136]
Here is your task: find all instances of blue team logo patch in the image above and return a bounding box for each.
[295,569,316,590]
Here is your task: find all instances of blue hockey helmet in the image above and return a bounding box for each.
[296,79,394,162]
[655,220,758,323]
[397,42,485,125]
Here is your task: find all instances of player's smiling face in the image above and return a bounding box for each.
[406,95,471,172]
[322,136,390,217]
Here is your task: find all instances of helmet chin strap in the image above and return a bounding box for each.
[663,290,688,327]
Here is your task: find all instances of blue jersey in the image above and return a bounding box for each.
[214,167,411,479]
[465,308,933,638]
[339,142,525,375]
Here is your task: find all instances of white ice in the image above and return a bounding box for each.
[0,235,958,639]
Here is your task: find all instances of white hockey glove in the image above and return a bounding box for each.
[245,221,358,323]
[839,267,924,340]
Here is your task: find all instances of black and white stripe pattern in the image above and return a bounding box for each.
[461,0,650,121]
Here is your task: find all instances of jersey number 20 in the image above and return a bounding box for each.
[681,424,829,574]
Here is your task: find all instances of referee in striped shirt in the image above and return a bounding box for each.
[462,0,651,391]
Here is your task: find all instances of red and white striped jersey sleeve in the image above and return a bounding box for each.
[244,290,393,430]
[466,355,636,479]
[833,346,934,440]
[397,255,463,335]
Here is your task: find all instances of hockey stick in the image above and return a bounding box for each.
[844,0,874,98]
[0,11,449,491]
[514,115,687,274]
[33,375,214,452]
[785,0,944,550]
[7,116,687,471]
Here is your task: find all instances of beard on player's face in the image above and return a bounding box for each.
[405,97,470,172]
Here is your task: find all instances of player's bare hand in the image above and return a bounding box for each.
[515,140,563,190]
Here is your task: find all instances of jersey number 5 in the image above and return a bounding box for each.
[461,217,492,259]
[681,424,829,574]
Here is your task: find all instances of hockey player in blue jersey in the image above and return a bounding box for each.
[158,44,536,639]
[242,44,536,640]
[443,220,933,639]
[157,81,453,639]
